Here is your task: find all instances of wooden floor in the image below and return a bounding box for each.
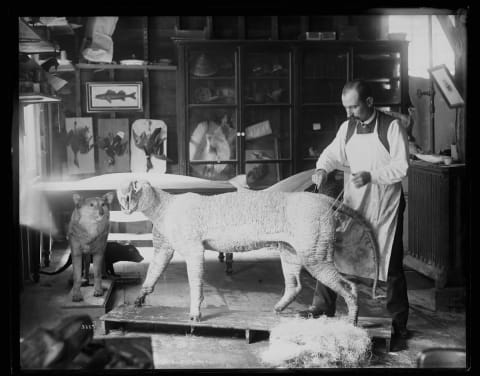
[19,245,467,369]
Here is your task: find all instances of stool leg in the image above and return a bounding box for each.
[226,253,233,274]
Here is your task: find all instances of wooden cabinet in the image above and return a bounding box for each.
[176,40,409,184]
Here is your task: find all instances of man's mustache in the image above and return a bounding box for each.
[349,115,362,124]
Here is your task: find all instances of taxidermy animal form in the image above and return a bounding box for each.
[117,180,369,325]
[40,241,144,278]
[66,122,94,168]
[66,192,114,301]
[132,127,167,172]
[95,90,136,103]
[190,115,236,178]
[97,131,129,166]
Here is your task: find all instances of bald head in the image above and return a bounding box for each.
[341,80,374,122]
[342,80,373,101]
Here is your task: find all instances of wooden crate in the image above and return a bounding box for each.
[61,279,115,319]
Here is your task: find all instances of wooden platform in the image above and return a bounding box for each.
[61,279,115,317]
[100,305,393,351]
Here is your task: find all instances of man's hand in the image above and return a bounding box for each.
[312,169,328,189]
[351,171,371,188]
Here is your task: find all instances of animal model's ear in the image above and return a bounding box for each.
[103,192,115,205]
[133,180,150,193]
[132,180,142,193]
[72,193,83,207]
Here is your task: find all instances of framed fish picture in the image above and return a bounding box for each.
[64,117,95,174]
[86,82,143,112]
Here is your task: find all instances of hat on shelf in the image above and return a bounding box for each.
[191,53,217,77]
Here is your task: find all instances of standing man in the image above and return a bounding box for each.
[299,80,411,340]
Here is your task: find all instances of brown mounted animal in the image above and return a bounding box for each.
[68,192,115,301]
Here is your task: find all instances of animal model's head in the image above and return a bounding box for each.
[72,192,115,222]
[117,180,153,214]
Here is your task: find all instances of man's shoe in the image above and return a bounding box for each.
[297,306,334,319]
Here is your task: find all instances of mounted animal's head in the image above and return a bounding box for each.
[117,180,153,214]
[72,192,115,222]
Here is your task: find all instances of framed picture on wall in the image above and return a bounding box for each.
[86,82,143,112]
[428,65,464,108]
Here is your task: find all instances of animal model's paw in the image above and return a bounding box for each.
[347,316,358,327]
[141,286,154,295]
[93,288,104,297]
[273,303,285,313]
[189,313,202,322]
[72,292,83,302]
[134,295,146,307]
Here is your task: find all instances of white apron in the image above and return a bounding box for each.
[343,123,402,281]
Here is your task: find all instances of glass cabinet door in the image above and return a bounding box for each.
[186,47,238,180]
[243,48,292,189]
[299,48,348,171]
[353,48,402,106]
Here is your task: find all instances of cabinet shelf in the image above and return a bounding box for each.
[246,76,289,80]
[188,104,237,108]
[245,103,292,107]
[302,102,343,106]
[76,63,176,71]
[302,130,337,135]
[189,76,235,80]
[356,77,401,82]
[302,76,346,80]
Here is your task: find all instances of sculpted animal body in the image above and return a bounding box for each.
[69,192,115,301]
[117,181,380,325]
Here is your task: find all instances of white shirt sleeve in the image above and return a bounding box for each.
[316,121,349,174]
[370,119,410,185]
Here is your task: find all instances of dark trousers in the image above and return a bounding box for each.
[311,192,409,329]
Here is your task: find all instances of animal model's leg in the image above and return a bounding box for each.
[274,246,302,312]
[91,253,105,297]
[184,246,205,322]
[135,246,174,307]
[71,250,84,302]
[301,213,358,325]
[82,255,90,286]
[306,261,358,326]
[225,253,233,274]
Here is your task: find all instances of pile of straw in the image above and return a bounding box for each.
[261,316,372,368]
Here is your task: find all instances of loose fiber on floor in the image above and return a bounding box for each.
[261,316,372,368]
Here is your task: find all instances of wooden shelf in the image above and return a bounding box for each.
[188,103,237,108]
[361,77,401,82]
[244,103,291,107]
[302,102,342,106]
[76,63,176,71]
[246,76,289,80]
[189,76,234,80]
[302,130,337,135]
[302,76,346,80]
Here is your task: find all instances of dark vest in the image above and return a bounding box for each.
[345,110,396,153]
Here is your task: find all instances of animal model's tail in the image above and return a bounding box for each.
[318,194,386,300]
[39,253,72,275]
